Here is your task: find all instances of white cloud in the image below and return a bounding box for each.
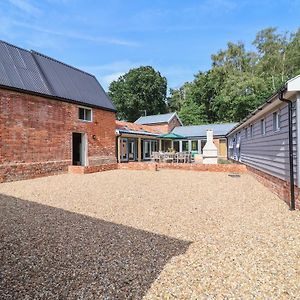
[9,20,140,47]
[100,72,125,86]
[8,0,41,15]
[83,61,144,73]
[82,60,148,90]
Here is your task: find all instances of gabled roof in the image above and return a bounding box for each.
[0,40,116,111]
[135,112,182,125]
[172,123,238,138]
[116,120,164,136]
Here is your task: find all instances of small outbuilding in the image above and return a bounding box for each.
[0,40,116,182]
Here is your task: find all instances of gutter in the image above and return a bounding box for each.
[279,87,296,210]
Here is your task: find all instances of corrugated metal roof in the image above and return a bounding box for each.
[135,112,179,124]
[0,40,116,111]
[0,41,51,95]
[172,123,238,138]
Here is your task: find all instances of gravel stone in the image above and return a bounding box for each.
[0,170,300,299]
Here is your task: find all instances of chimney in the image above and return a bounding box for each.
[203,129,218,164]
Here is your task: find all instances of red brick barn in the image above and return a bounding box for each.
[0,41,116,182]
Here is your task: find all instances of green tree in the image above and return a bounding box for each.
[178,98,206,125]
[108,66,167,122]
[167,82,193,112]
[253,27,290,92]
[286,28,300,78]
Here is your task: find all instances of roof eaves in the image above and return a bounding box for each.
[116,129,160,136]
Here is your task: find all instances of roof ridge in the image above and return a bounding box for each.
[31,50,95,77]
[0,41,97,78]
[180,122,238,128]
[0,40,31,54]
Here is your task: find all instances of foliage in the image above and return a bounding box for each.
[109,27,300,125]
[108,66,167,122]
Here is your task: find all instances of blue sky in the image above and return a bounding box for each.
[0,0,299,91]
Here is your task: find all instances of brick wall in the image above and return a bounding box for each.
[0,88,116,182]
[168,116,182,132]
[146,123,169,133]
[68,163,118,174]
[143,115,182,133]
[246,165,300,210]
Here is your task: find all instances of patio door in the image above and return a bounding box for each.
[143,140,151,160]
[120,138,128,162]
[142,140,158,160]
[128,139,136,161]
[173,141,180,152]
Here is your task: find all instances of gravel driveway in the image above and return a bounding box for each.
[1,169,300,299]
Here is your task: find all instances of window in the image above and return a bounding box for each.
[261,119,266,135]
[182,141,189,151]
[201,140,206,153]
[250,124,254,138]
[245,127,248,139]
[273,111,280,131]
[78,107,92,122]
[191,140,198,151]
[236,133,241,148]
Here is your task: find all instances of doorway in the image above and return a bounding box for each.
[120,138,128,162]
[128,139,136,161]
[72,132,87,166]
[142,140,158,160]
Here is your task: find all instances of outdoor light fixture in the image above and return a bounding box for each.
[92,135,96,140]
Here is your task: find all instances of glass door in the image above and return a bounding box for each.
[143,140,151,160]
[173,141,180,152]
[120,138,128,162]
[128,139,136,161]
[151,140,158,152]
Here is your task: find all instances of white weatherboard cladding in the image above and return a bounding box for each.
[228,99,298,185]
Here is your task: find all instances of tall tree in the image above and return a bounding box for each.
[253,27,290,92]
[108,66,167,122]
[178,98,206,125]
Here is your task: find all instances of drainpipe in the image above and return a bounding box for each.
[279,88,296,210]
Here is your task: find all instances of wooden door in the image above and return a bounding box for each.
[219,139,227,157]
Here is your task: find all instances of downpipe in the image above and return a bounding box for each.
[279,89,296,210]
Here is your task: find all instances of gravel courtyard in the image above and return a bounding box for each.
[1,169,300,299]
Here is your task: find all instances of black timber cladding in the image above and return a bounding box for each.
[0,40,116,111]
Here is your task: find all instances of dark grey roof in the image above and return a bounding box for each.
[0,41,51,95]
[0,40,116,111]
[135,112,182,125]
[172,123,238,138]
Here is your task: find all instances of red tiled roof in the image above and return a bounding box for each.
[116,120,163,135]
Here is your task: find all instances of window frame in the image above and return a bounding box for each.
[250,124,254,138]
[273,111,281,132]
[191,140,198,151]
[78,106,93,122]
[181,140,189,152]
[260,118,266,135]
[245,127,248,139]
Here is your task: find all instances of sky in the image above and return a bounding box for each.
[0,0,299,91]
